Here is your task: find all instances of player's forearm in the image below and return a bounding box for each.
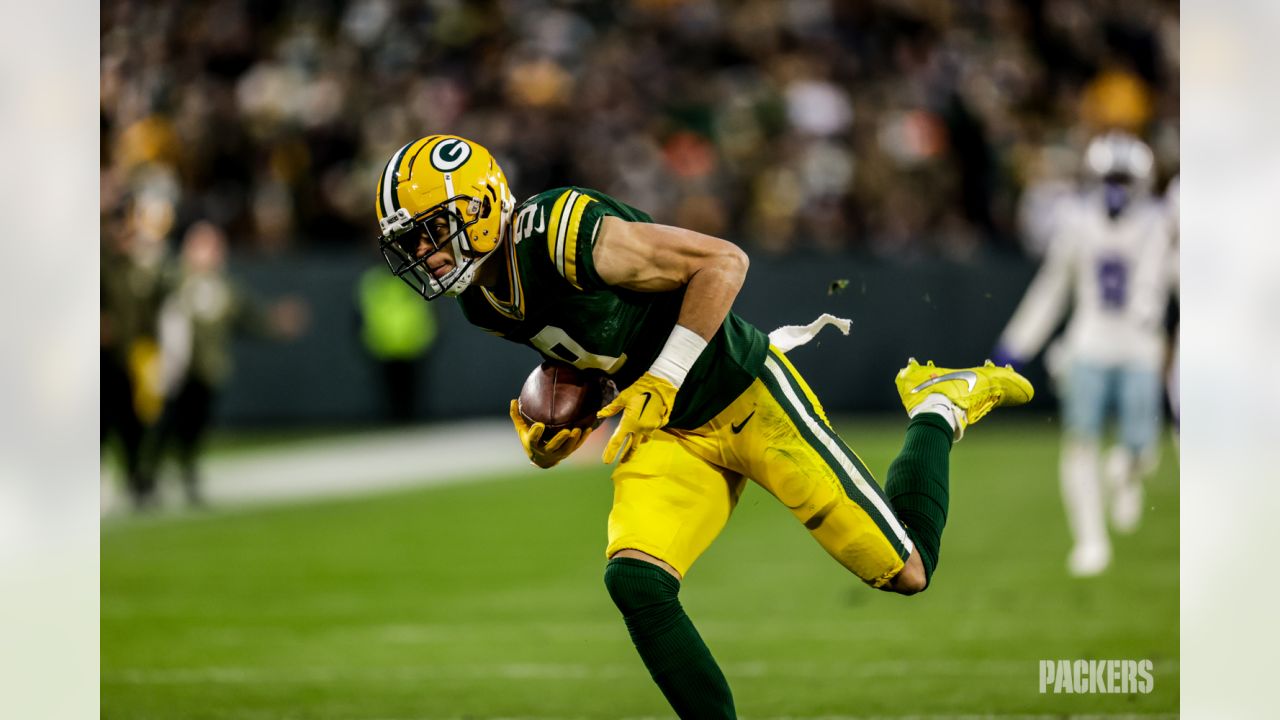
[1000,255,1071,359]
[592,218,749,381]
[676,245,749,341]
[645,244,747,389]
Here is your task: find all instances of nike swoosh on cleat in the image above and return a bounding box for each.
[911,370,978,393]
[730,410,756,434]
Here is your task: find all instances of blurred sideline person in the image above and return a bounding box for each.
[373,135,1034,718]
[994,132,1177,577]
[356,266,438,423]
[151,221,307,506]
[101,194,172,508]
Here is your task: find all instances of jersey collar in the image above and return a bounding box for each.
[479,231,525,321]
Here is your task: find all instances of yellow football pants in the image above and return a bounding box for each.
[606,347,915,587]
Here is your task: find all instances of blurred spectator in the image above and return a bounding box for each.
[100,0,1179,259]
[150,221,308,506]
[101,194,171,508]
[356,265,438,423]
[1015,143,1082,258]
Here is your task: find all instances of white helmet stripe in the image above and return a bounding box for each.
[443,171,457,206]
[443,171,468,252]
[379,141,413,218]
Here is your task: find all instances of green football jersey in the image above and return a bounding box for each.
[457,186,768,430]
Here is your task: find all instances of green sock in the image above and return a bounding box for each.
[885,412,953,584]
[604,557,735,719]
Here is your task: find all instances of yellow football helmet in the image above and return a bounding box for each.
[375,135,516,299]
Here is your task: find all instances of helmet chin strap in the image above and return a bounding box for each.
[439,246,497,297]
[426,212,485,298]
[434,190,515,299]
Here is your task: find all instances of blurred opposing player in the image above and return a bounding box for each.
[374,135,1032,718]
[995,132,1176,577]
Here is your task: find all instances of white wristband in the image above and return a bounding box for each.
[648,324,708,388]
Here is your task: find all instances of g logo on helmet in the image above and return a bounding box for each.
[430,138,473,172]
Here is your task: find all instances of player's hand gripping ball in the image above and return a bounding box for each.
[597,372,679,464]
[512,361,615,468]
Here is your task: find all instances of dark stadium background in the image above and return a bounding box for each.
[101,0,1178,426]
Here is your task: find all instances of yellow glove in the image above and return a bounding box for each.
[596,372,679,464]
[508,400,589,469]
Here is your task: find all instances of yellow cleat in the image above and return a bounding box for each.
[895,358,1034,436]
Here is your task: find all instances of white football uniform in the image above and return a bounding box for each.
[1000,189,1177,576]
[1000,191,1176,373]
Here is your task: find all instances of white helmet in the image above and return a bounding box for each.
[1084,131,1154,187]
[1084,131,1155,217]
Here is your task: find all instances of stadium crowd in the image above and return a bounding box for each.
[101,0,1178,261]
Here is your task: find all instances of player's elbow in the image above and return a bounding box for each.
[712,241,749,282]
[686,240,748,290]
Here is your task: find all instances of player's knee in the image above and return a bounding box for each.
[893,564,928,595]
[888,552,929,595]
[604,555,680,617]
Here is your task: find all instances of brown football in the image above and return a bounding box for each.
[517,361,617,437]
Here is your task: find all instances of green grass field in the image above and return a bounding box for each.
[102,419,1178,719]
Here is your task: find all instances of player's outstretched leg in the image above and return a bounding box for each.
[604,553,735,719]
[1062,437,1111,575]
[1106,366,1163,534]
[1104,443,1142,534]
[885,359,1033,585]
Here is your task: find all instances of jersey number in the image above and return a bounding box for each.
[1096,257,1128,309]
[530,326,627,374]
[514,204,546,244]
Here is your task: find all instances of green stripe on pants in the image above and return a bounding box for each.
[759,354,911,559]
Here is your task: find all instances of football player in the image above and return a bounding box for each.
[375,135,1032,718]
[995,132,1177,577]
